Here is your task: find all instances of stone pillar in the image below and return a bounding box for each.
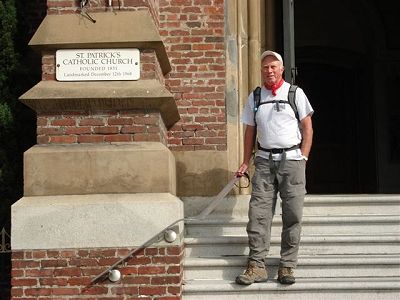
[11,2,183,299]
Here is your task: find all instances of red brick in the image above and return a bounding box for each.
[182,137,204,145]
[133,133,158,142]
[12,251,24,259]
[112,286,139,295]
[42,73,56,80]
[120,266,138,276]
[138,266,166,275]
[123,276,150,285]
[39,278,68,286]
[144,248,158,256]
[167,247,183,255]
[78,135,105,143]
[67,277,92,286]
[51,287,80,295]
[31,250,47,259]
[11,269,24,277]
[167,266,181,274]
[166,256,182,264]
[93,126,119,134]
[151,276,181,285]
[139,286,166,296]
[81,286,109,295]
[46,250,60,258]
[78,250,90,257]
[12,260,40,269]
[10,287,24,297]
[47,1,74,8]
[79,118,105,126]
[81,268,104,276]
[133,116,159,125]
[11,278,37,286]
[69,258,98,267]
[98,258,120,266]
[25,288,52,296]
[88,249,116,258]
[50,135,77,144]
[126,256,151,266]
[104,134,133,142]
[25,269,54,277]
[37,117,48,126]
[167,286,182,294]
[65,126,92,135]
[108,117,134,125]
[42,55,55,64]
[41,259,68,268]
[53,267,82,277]
[152,256,168,264]
[37,127,64,135]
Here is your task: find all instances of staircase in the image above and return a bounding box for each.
[182,195,400,300]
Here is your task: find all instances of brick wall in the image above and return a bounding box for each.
[160,0,226,151]
[47,0,160,25]
[36,111,167,145]
[39,0,228,151]
[11,246,183,299]
[40,48,166,146]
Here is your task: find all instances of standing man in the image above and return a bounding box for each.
[235,50,314,285]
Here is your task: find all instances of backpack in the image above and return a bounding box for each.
[253,85,299,126]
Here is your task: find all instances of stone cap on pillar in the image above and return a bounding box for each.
[20,79,179,129]
[29,10,171,75]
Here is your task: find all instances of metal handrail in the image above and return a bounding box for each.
[90,175,247,284]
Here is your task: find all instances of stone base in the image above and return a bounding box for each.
[174,150,233,197]
[23,142,176,196]
[12,193,183,250]
[11,193,184,299]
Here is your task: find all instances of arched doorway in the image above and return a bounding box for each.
[295,50,376,193]
[289,0,386,193]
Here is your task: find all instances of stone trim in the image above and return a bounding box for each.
[20,146,177,197]
[19,80,179,129]
[29,10,171,74]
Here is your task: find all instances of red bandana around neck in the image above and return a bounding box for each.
[265,78,284,96]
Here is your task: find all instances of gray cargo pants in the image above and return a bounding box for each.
[247,156,306,269]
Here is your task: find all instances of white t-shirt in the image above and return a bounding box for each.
[241,82,314,161]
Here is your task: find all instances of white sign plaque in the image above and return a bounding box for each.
[56,49,140,81]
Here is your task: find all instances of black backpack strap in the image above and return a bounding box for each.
[253,86,262,126]
[252,87,262,152]
[288,84,299,121]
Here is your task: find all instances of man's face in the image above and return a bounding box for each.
[261,55,284,86]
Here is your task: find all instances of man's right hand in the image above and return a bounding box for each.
[236,163,249,178]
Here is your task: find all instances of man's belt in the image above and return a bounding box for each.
[258,143,300,154]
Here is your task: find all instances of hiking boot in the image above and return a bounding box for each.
[235,261,268,285]
[278,267,295,284]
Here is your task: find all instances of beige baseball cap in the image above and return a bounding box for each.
[261,50,283,63]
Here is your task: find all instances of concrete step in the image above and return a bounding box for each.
[184,254,400,280]
[185,234,400,257]
[182,277,400,300]
[185,215,400,236]
[182,194,400,218]
[182,195,400,299]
